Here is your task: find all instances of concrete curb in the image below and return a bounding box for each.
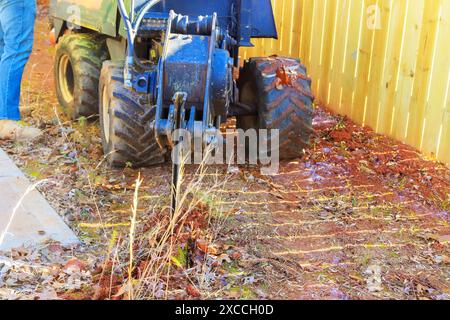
[0,148,79,251]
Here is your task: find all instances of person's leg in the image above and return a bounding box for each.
[0,0,36,121]
[0,21,4,57]
[0,20,4,118]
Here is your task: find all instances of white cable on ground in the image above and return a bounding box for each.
[0,180,50,248]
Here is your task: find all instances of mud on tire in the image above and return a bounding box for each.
[99,61,167,168]
[237,57,314,160]
[55,33,108,119]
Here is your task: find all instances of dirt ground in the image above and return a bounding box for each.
[0,7,449,300]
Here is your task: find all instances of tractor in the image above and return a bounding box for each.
[49,0,314,169]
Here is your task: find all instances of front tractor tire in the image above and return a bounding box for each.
[237,57,314,160]
[99,61,167,168]
[55,33,108,119]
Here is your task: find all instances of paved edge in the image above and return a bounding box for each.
[0,148,79,251]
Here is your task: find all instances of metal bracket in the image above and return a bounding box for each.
[171,92,188,216]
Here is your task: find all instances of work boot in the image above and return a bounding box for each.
[0,120,43,141]
[20,106,35,117]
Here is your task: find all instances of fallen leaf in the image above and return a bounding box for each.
[214,254,232,266]
[64,257,87,273]
[36,288,59,300]
[186,284,201,298]
[434,255,445,264]
[359,160,376,175]
[0,288,18,300]
[365,265,383,293]
[349,272,365,284]
[431,234,450,244]
[416,284,428,295]
[228,289,241,299]
[419,233,450,244]
[93,284,109,300]
[227,166,240,174]
[444,255,450,264]
[243,276,255,285]
[48,243,63,254]
[113,282,132,299]
[196,240,219,256]
[230,251,242,261]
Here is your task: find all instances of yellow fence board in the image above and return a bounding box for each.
[352,0,377,124]
[406,0,441,147]
[339,0,364,117]
[318,0,338,105]
[391,0,424,140]
[241,0,450,165]
[365,0,391,129]
[281,0,294,55]
[309,0,322,94]
[291,0,304,57]
[377,0,407,135]
[440,84,450,163]
[328,0,347,111]
[422,0,450,156]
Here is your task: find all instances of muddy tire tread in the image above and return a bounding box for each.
[99,61,166,168]
[239,57,314,159]
[55,33,108,118]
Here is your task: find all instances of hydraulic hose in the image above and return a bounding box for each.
[134,0,163,32]
[117,0,162,86]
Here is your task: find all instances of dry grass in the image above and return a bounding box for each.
[123,148,233,300]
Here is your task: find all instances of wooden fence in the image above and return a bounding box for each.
[242,0,450,164]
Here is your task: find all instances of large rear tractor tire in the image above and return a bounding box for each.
[237,57,314,159]
[55,33,109,119]
[99,61,167,168]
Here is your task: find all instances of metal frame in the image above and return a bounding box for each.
[114,0,264,151]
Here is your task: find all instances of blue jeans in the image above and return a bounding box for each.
[0,0,36,121]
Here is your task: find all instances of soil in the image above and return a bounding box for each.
[0,6,449,300]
